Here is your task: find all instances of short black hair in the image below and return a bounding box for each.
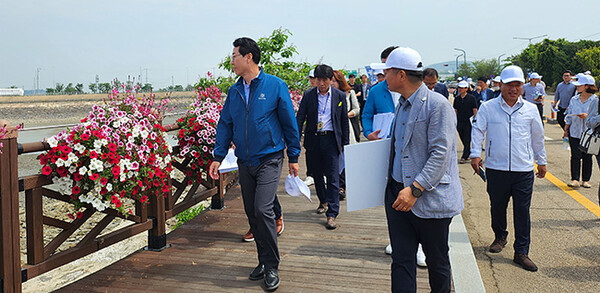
[314,64,334,79]
[563,70,573,75]
[390,68,423,84]
[233,37,261,65]
[381,46,399,60]
[477,76,488,82]
[423,68,439,79]
[348,73,356,78]
[361,74,368,78]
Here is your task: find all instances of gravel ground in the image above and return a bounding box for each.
[1,94,210,292]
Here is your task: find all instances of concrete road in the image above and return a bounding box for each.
[460,94,600,292]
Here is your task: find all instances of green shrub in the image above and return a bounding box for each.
[174,205,205,229]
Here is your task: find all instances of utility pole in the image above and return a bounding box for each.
[454,48,466,66]
[35,67,41,95]
[171,75,174,88]
[142,68,149,84]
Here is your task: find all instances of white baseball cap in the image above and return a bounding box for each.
[585,70,592,75]
[529,72,542,79]
[492,76,501,83]
[308,69,315,78]
[457,77,463,81]
[382,47,423,71]
[500,65,525,83]
[457,81,469,88]
[572,74,595,86]
[373,69,384,76]
[370,63,387,70]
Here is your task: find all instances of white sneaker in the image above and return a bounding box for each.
[304,176,314,186]
[385,244,392,255]
[416,244,427,267]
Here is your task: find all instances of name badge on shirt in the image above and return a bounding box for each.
[317,114,324,131]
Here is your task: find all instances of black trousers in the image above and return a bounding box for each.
[307,133,340,218]
[536,103,544,123]
[457,121,472,160]
[238,157,283,270]
[557,107,567,130]
[486,168,534,255]
[569,136,593,181]
[385,179,452,293]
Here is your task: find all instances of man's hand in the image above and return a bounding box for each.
[578,113,588,119]
[367,129,381,141]
[209,161,220,180]
[471,157,482,174]
[536,165,547,178]
[392,186,418,212]
[289,163,299,177]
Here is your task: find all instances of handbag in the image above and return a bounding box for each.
[579,101,600,155]
[579,128,600,155]
[350,116,361,142]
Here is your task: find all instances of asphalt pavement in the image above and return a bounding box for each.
[459,94,600,293]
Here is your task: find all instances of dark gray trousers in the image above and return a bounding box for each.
[238,157,283,270]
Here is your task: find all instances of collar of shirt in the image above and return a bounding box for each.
[499,95,524,113]
[399,83,426,109]
[317,86,332,98]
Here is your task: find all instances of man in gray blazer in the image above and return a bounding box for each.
[383,47,463,293]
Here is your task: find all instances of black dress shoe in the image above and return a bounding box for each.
[264,268,280,291]
[248,264,265,280]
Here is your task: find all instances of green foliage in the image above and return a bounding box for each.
[173,205,205,229]
[510,38,600,87]
[98,83,111,93]
[457,59,501,80]
[575,46,600,77]
[89,83,98,94]
[218,28,314,92]
[46,88,55,95]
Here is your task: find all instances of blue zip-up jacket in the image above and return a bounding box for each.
[214,69,301,166]
[362,80,395,137]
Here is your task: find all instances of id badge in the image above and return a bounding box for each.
[317,114,324,131]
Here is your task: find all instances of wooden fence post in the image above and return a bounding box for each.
[146,181,169,251]
[0,129,22,292]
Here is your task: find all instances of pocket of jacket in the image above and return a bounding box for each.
[267,124,276,148]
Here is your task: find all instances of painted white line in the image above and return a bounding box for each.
[544,136,552,141]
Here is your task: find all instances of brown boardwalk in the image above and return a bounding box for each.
[57,167,434,292]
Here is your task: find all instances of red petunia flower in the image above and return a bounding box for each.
[42,165,53,176]
[72,186,81,195]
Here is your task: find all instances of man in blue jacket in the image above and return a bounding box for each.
[209,37,301,291]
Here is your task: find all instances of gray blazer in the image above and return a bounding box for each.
[388,84,463,219]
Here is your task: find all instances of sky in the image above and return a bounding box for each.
[2,0,600,91]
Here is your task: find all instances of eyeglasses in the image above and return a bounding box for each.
[231,53,243,59]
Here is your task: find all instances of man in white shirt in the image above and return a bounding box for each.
[470,65,547,272]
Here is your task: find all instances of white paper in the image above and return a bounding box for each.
[373,113,395,139]
[345,138,392,212]
[218,148,238,173]
[284,174,312,202]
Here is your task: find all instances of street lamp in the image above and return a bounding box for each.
[454,48,466,65]
[497,54,506,65]
[455,53,463,78]
[513,34,548,44]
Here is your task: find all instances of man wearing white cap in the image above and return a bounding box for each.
[308,69,317,88]
[454,81,478,164]
[522,72,546,122]
[491,76,502,99]
[383,47,463,292]
[470,65,547,272]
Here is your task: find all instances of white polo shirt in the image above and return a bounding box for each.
[470,95,547,172]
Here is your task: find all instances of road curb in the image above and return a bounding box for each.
[449,213,486,293]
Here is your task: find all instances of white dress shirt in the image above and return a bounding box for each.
[565,94,597,138]
[470,95,547,172]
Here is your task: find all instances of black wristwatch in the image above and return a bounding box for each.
[410,183,422,198]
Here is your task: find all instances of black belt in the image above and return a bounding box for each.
[316,130,334,136]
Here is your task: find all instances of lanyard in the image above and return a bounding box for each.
[320,93,330,115]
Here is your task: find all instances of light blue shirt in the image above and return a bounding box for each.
[391,91,417,182]
[522,82,546,105]
[555,81,577,109]
[318,87,333,131]
[243,79,251,105]
[566,94,597,138]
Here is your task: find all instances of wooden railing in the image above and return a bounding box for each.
[0,124,238,292]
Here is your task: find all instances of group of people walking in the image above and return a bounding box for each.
[205,35,595,292]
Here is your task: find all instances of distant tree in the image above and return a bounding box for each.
[9,85,17,89]
[185,84,195,91]
[75,83,84,94]
[64,83,76,95]
[98,83,111,93]
[575,46,600,77]
[141,83,153,92]
[46,88,55,95]
[174,85,184,91]
[55,83,65,94]
[89,83,98,93]
[218,28,314,92]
